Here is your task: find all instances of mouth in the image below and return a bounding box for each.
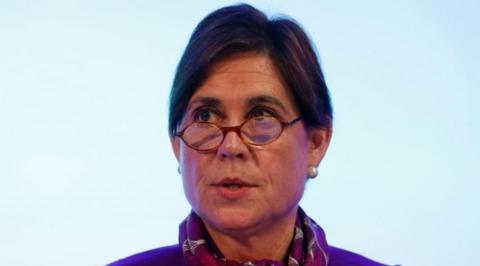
[215,177,256,188]
[221,184,243,189]
[212,177,257,199]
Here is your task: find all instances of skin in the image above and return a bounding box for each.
[171,53,332,262]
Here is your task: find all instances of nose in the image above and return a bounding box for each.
[217,130,248,159]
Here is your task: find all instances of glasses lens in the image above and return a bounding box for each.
[183,123,223,150]
[241,116,281,144]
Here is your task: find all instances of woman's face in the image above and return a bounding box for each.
[171,53,330,235]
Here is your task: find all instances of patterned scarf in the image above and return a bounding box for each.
[179,207,329,266]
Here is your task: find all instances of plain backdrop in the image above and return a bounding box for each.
[1,1,478,265]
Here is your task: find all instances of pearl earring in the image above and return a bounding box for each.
[307,166,318,179]
[177,166,181,174]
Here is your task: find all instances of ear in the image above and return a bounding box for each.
[307,124,332,167]
[170,135,181,162]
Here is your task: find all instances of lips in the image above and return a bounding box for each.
[212,177,257,200]
[216,177,255,188]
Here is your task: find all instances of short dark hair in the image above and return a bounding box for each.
[169,3,332,136]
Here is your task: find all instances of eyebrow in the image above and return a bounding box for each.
[188,96,222,108]
[187,94,288,112]
[245,95,287,112]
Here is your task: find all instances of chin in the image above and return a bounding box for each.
[203,205,261,233]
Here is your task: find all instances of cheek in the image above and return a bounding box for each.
[267,150,307,177]
[270,153,308,190]
[275,131,309,177]
[264,136,309,199]
[179,147,203,203]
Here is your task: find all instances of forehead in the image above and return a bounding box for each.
[188,53,297,112]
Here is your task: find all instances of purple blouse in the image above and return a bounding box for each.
[107,244,390,266]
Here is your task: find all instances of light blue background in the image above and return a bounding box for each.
[1,1,478,265]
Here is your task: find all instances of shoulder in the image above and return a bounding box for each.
[106,244,186,266]
[328,246,390,266]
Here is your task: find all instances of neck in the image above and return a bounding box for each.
[203,208,298,262]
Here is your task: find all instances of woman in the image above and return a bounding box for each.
[109,4,388,266]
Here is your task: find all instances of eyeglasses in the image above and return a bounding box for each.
[175,116,302,152]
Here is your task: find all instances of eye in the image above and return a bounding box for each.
[248,107,276,120]
[192,107,219,122]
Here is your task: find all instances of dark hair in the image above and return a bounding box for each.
[169,3,332,136]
